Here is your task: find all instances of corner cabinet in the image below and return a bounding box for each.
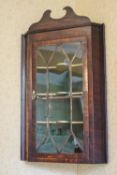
[21,7,107,163]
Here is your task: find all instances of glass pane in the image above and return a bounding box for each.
[36,48,46,93]
[49,99,70,121]
[38,45,56,64]
[48,46,70,94]
[36,71,46,93]
[35,40,87,154]
[72,59,83,92]
[62,42,82,61]
[36,124,57,153]
[72,98,83,121]
[72,45,83,93]
[36,124,47,152]
[72,124,84,153]
[36,99,47,121]
[36,124,83,153]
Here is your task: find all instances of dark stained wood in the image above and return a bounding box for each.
[21,7,107,163]
[21,35,26,160]
[30,26,91,42]
[24,35,33,161]
[91,24,107,163]
[28,6,91,34]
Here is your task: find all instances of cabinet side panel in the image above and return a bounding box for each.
[21,35,26,160]
[92,25,107,163]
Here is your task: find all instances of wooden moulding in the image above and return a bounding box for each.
[27,6,91,34]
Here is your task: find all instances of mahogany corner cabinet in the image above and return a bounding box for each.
[21,7,107,163]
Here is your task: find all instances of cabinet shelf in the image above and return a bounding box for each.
[36,120,83,124]
[35,92,83,99]
[36,63,83,70]
[36,96,82,100]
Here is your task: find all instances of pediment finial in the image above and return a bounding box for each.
[28,6,91,33]
[63,6,77,17]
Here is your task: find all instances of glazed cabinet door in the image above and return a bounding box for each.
[25,27,91,163]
